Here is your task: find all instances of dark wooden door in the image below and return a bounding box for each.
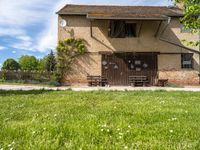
[102,53,158,86]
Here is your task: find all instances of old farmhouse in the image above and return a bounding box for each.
[57,4,200,86]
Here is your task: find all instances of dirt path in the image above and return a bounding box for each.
[0,84,200,92]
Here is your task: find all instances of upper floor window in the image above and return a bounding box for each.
[181,53,193,69]
[125,23,137,37]
[109,21,137,38]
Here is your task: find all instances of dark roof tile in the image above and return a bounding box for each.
[57,4,183,17]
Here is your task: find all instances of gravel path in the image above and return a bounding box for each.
[0,84,200,92]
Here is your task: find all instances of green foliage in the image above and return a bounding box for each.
[0,71,7,81]
[37,57,47,71]
[45,50,56,72]
[0,91,200,149]
[2,58,20,71]
[51,71,62,82]
[56,38,87,74]
[19,55,38,71]
[47,81,61,87]
[175,0,200,46]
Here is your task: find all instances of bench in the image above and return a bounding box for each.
[87,76,108,87]
[129,76,149,87]
[157,79,168,87]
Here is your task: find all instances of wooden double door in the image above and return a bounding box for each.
[102,52,158,86]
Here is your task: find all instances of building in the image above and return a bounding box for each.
[57,4,200,86]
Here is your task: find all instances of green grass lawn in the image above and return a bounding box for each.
[0,90,200,150]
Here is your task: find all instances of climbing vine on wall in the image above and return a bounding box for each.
[56,38,87,75]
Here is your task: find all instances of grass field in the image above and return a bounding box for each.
[0,90,200,150]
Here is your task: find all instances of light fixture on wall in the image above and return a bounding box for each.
[59,19,68,28]
[102,60,107,66]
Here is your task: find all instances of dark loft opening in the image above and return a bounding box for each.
[109,21,137,38]
[125,23,137,37]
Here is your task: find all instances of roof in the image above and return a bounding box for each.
[57,4,183,20]
[87,13,168,20]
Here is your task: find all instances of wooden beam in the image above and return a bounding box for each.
[154,21,162,37]
[159,52,192,55]
[159,37,200,54]
[90,20,93,37]
[137,21,143,37]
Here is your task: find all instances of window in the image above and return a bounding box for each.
[181,53,193,69]
[109,21,137,38]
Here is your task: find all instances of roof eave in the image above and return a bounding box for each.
[86,16,168,21]
[56,12,87,15]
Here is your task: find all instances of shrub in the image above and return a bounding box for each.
[19,55,38,71]
[2,59,20,71]
[45,50,56,72]
[47,81,61,87]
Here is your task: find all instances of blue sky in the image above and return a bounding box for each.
[0,0,172,68]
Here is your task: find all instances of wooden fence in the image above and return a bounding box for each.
[0,70,54,82]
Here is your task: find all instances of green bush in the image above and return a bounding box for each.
[47,81,61,87]
[19,55,38,71]
[2,59,20,71]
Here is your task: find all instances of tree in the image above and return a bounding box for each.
[37,57,47,71]
[2,58,20,70]
[19,55,38,71]
[175,0,200,46]
[45,50,56,72]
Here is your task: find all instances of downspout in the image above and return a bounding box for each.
[159,17,200,84]
[158,17,200,54]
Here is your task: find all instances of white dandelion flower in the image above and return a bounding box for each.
[102,124,107,127]
[124,146,128,149]
[8,144,12,147]
[172,118,177,121]
[119,132,123,135]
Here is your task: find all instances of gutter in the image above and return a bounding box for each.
[158,17,200,54]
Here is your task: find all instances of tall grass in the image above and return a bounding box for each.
[0,90,200,149]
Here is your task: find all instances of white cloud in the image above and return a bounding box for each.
[0,0,56,52]
[35,0,71,52]
[0,27,25,37]
[12,42,33,51]
[0,46,6,50]
[0,0,55,27]
[11,35,34,51]
[12,51,17,54]
[16,36,32,42]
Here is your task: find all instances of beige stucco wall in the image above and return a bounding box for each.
[58,15,200,85]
